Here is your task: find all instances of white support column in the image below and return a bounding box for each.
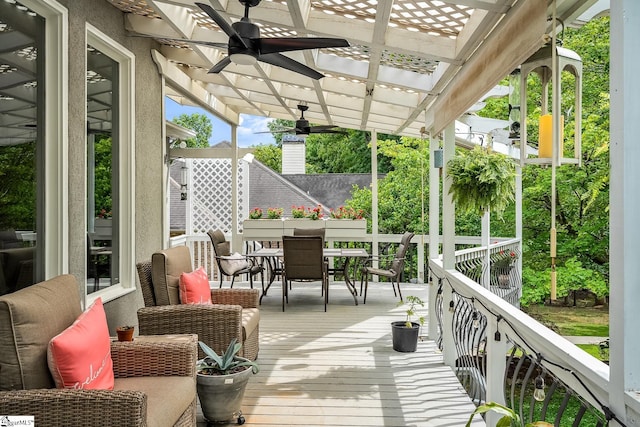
[442,122,456,367]
[481,211,490,288]
[371,130,379,266]
[184,158,193,235]
[610,0,640,422]
[231,124,240,253]
[428,133,440,340]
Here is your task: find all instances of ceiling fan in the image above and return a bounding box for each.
[154,1,350,79]
[257,104,347,136]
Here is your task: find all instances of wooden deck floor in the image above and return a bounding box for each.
[197,281,483,427]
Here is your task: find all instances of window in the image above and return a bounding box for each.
[86,25,135,300]
[0,1,45,295]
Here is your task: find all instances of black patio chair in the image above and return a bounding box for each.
[208,229,263,290]
[360,231,414,304]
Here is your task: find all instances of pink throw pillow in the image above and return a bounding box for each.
[179,266,212,304]
[47,298,114,389]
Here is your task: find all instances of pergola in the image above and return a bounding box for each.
[110,0,601,138]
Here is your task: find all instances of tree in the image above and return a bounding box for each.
[173,113,213,148]
[252,144,282,173]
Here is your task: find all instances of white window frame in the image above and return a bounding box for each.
[20,0,68,280]
[86,24,136,304]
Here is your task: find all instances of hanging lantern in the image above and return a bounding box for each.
[519,43,582,166]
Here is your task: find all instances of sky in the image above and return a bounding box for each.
[165,97,277,148]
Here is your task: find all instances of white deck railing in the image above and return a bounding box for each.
[430,254,611,425]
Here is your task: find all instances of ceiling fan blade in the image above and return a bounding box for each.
[208,56,232,74]
[258,53,324,80]
[258,37,350,54]
[254,129,294,134]
[310,125,341,131]
[195,2,248,49]
[310,129,348,135]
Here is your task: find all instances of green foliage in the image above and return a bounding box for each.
[0,142,36,229]
[252,144,282,173]
[447,146,516,217]
[93,134,113,217]
[398,295,425,328]
[466,402,552,427]
[173,113,212,148]
[521,257,608,306]
[197,339,259,375]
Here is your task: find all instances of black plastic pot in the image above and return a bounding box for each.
[391,321,420,352]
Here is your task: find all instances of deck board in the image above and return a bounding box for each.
[197,282,483,426]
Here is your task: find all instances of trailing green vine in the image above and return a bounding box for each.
[447,145,516,217]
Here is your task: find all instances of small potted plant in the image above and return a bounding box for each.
[115,325,134,342]
[306,205,324,220]
[196,339,259,425]
[266,207,283,219]
[391,296,425,352]
[248,207,263,219]
[291,205,306,218]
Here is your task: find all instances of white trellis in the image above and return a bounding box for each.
[181,158,250,235]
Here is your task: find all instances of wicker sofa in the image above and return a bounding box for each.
[136,245,260,360]
[0,275,197,427]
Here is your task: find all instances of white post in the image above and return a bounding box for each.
[442,122,456,367]
[428,133,440,340]
[610,0,640,423]
[371,130,379,268]
[231,124,240,253]
[481,211,490,288]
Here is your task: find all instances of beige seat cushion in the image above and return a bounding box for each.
[242,308,259,341]
[0,275,81,390]
[152,246,193,305]
[114,376,195,427]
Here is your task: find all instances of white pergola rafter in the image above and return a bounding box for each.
[113,0,599,138]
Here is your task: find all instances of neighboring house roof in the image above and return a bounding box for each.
[249,161,328,215]
[281,173,374,211]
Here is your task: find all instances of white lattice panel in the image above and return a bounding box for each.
[189,159,249,235]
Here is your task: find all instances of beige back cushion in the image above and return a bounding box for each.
[151,246,193,305]
[0,275,82,390]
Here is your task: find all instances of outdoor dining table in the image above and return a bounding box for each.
[247,247,369,306]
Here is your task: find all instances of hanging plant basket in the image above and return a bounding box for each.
[447,145,516,217]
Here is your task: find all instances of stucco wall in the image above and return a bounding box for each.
[57,0,165,332]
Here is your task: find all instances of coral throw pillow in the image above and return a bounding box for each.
[47,298,114,389]
[179,266,212,304]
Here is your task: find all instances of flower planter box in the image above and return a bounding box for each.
[242,219,284,240]
[325,219,366,239]
[283,218,325,236]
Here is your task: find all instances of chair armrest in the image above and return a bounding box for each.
[0,389,147,426]
[210,288,259,308]
[111,334,197,378]
[137,305,244,358]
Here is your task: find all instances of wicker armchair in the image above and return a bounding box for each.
[136,246,260,360]
[360,231,415,304]
[0,275,197,427]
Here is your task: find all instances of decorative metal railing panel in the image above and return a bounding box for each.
[430,257,613,426]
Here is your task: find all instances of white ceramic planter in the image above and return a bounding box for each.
[283,218,326,236]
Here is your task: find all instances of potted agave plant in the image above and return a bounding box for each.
[196,339,259,425]
[391,296,425,352]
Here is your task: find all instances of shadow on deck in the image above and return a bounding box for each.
[197,281,483,426]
